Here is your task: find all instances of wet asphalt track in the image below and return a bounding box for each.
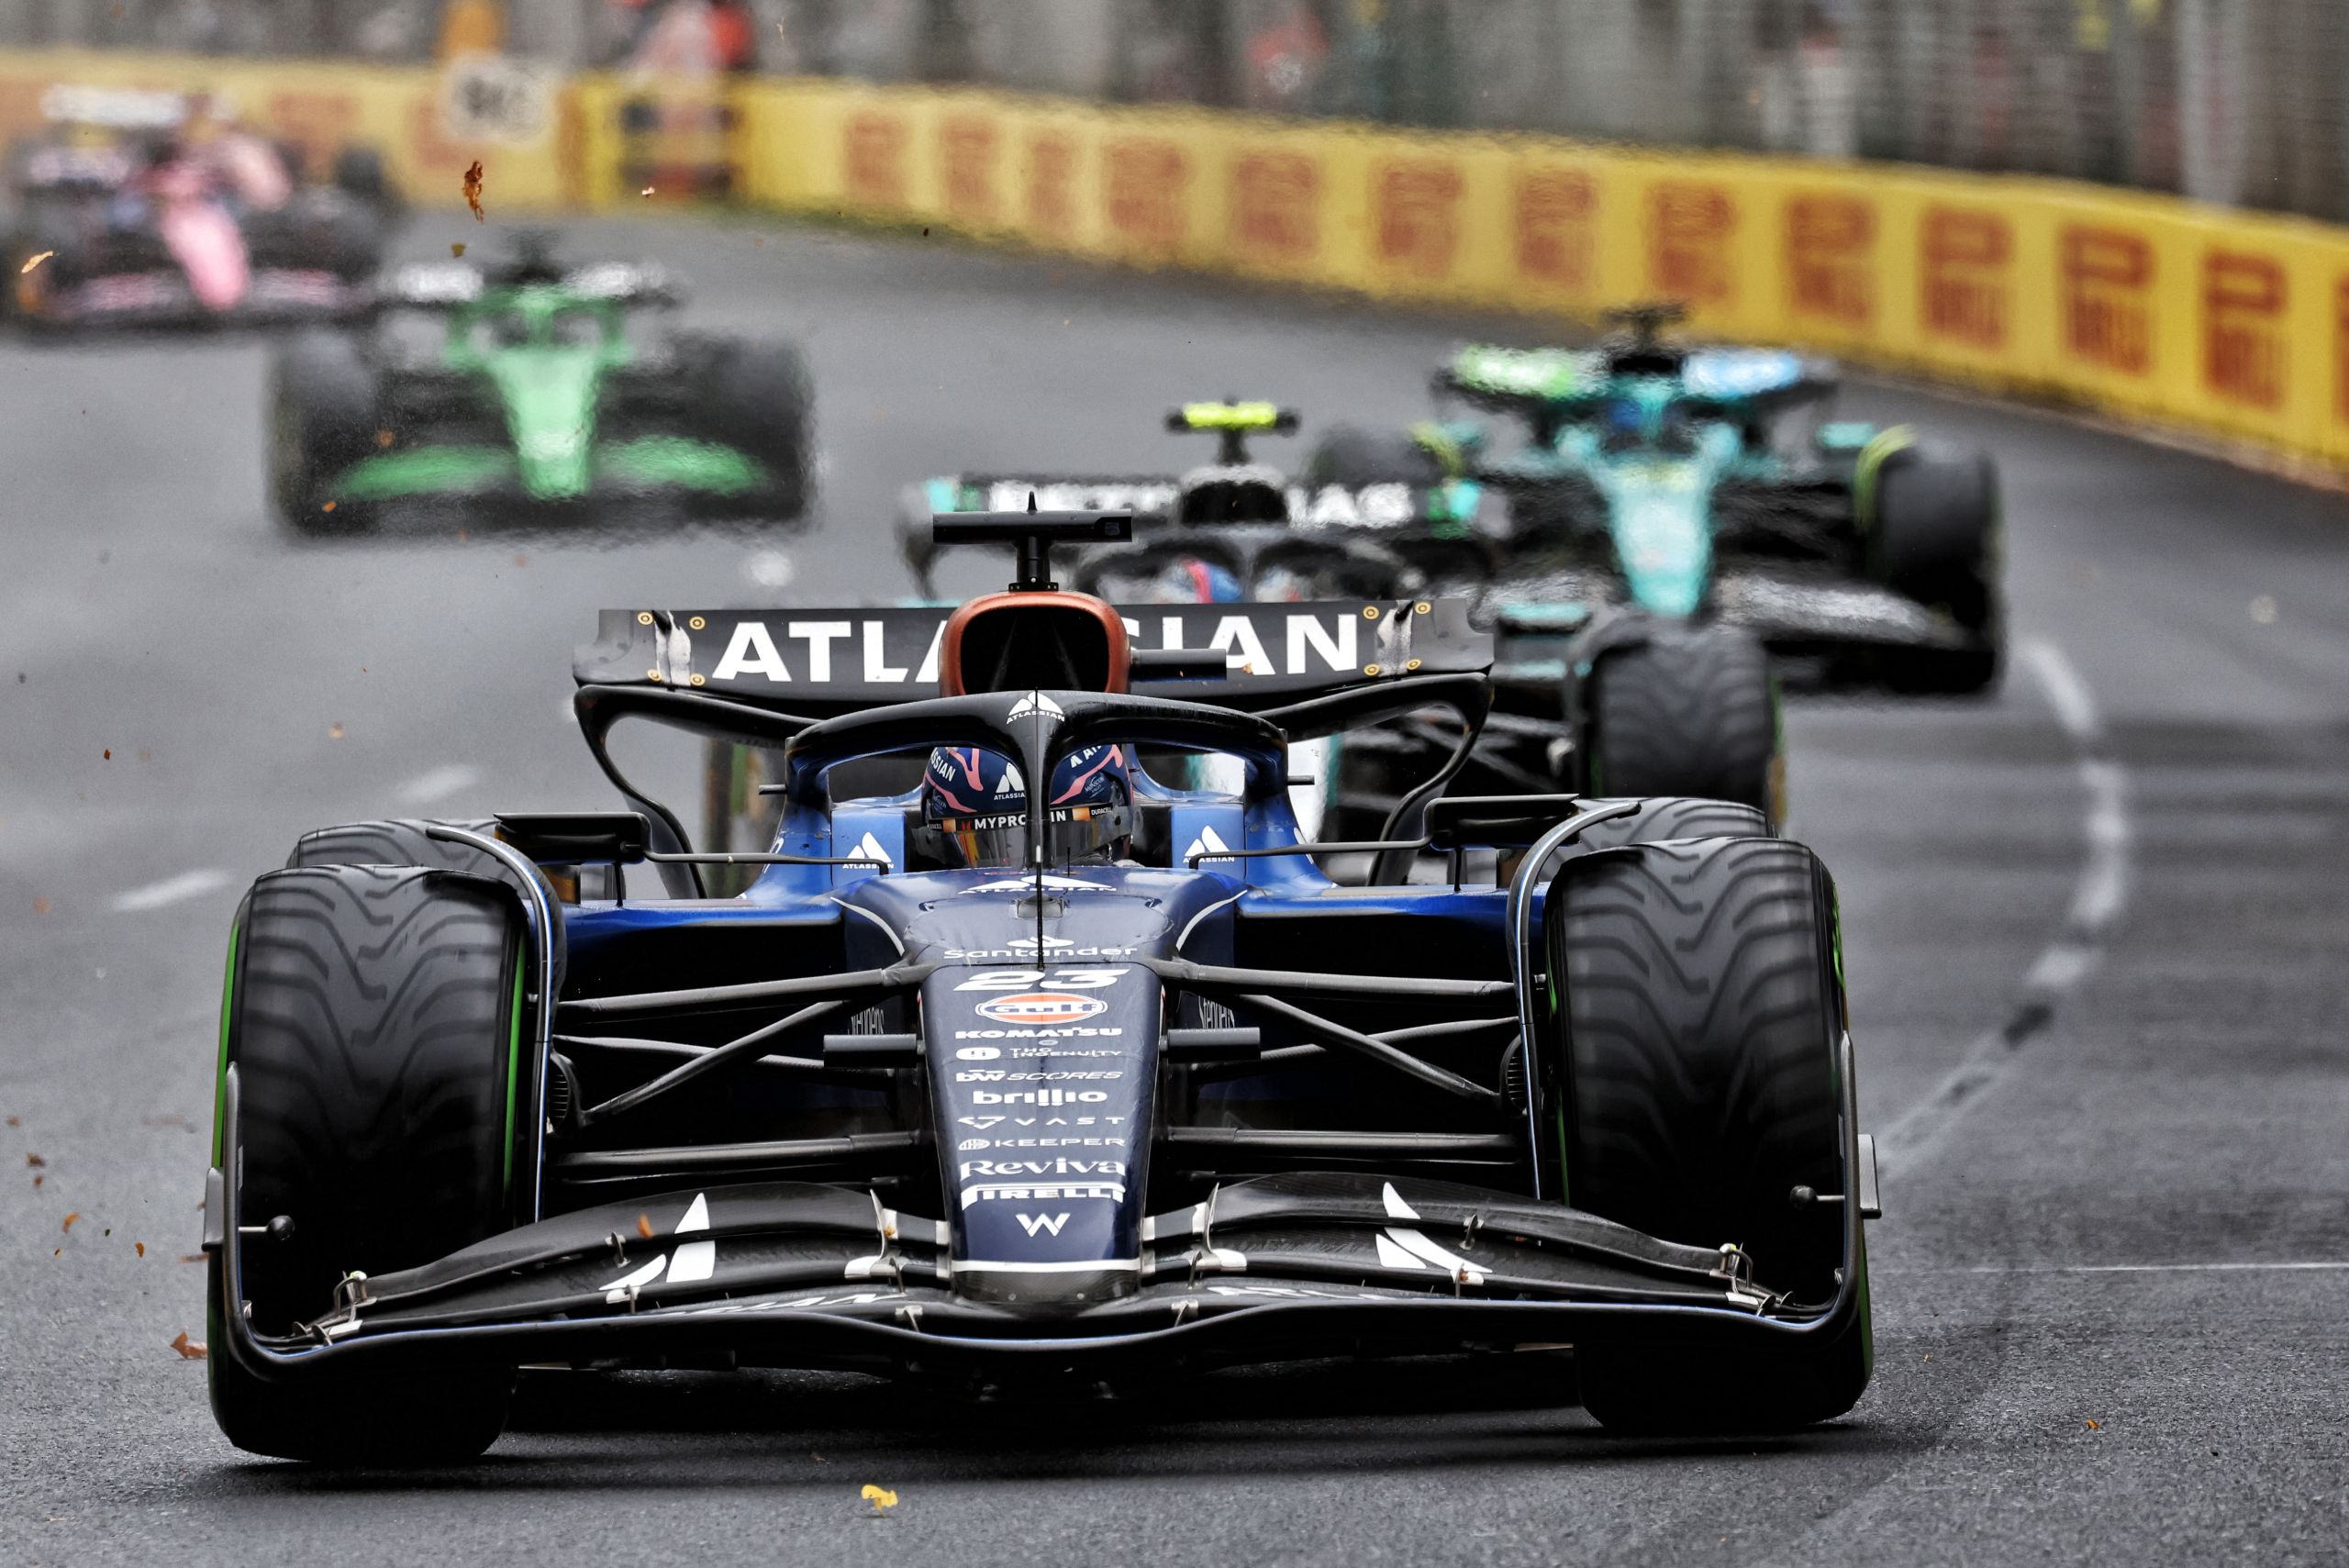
[3,210,2347,1567]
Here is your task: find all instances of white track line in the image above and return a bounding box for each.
[397,763,483,806]
[111,867,232,913]
[1874,639,2132,1173]
[1886,1262,2349,1276]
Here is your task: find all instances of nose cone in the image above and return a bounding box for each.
[486,348,602,499]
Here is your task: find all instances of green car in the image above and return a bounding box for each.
[1308,307,2003,817]
[268,249,813,531]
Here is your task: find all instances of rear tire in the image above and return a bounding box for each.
[1869,445,2002,694]
[210,865,526,1462]
[1303,423,1447,487]
[269,332,383,533]
[1547,835,1868,1431]
[1576,624,1783,826]
[683,335,813,520]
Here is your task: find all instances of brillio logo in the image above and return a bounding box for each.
[974,992,1108,1027]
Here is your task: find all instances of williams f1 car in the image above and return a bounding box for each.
[205,510,1877,1462]
[268,243,812,532]
[4,85,390,330]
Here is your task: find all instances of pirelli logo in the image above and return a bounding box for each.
[1920,206,2011,350]
[1104,139,1187,252]
[1514,168,1597,294]
[939,114,1000,227]
[2201,250,2287,411]
[1230,150,1319,262]
[2060,226,2154,377]
[1375,160,1464,281]
[1786,194,1874,328]
[1648,183,1736,305]
[842,111,908,209]
[1024,129,1079,241]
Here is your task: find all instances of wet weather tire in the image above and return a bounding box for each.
[1869,444,2002,694]
[1577,624,1781,825]
[208,864,525,1462]
[685,335,813,520]
[1303,423,1448,488]
[1548,835,1869,1431]
[269,332,382,534]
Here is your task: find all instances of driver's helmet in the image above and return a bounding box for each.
[918,744,1133,870]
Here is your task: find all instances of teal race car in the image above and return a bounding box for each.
[1308,307,2003,811]
[268,245,812,532]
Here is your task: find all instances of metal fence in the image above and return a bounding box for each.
[12,0,2347,221]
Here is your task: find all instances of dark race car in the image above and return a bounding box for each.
[3,85,391,331]
[203,511,1879,1462]
[893,401,1771,842]
[268,243,813,532]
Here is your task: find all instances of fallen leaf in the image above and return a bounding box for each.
[811,1451,827,1462]
[451,241,467,258]
[179,1254,204,1263]
[4,1116,17,1126]
[320,500,337,513]
[61,1211,80,1232]
[463,160,485,221]
[375,429,396,449]
[135,1241,145,1257]
[861,1484,898,1512]
[635,1212,654,1240]
[328,723,344,740]
[53,1247,60,1256]
[18,250,53,274]
[169,1329,207,1361]
[25,1152,43,1167]
[31,896,48,915]
[103,748,111,760]
[2086,1418,2101,1430]
[32,1174,41,1188]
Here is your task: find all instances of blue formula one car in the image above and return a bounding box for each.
[203,511,1879,1462]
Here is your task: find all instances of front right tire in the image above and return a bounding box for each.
[1546,834,1870,1432]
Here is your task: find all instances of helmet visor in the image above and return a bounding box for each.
[918,803,1133,871]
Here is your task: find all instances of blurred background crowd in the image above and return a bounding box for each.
[3,1,2343,220]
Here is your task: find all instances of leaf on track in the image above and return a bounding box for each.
[135,1241,145,1257]
[2085,1418,2101,1430]
[462,160,485,221]
[26,1152,44,1167]
[169,1329,206,1361]
[636,1212,654,1240]
[451,241,467,259]
[860,1484,898,1513]
[61,1210,80,1232]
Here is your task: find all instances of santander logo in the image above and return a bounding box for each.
[974,992,1108,1027]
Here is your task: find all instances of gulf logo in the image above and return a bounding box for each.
[974,992,1108,1027]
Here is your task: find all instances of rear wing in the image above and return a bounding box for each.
[384,260,680,308]
[904,472,1472,588]
[38,85,186,129]
[574,599,1489,719]
[1437,342,1836,428]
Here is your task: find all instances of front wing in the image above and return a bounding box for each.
[206,1040,1874,1382]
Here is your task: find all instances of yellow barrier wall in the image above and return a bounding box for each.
[727,77,2349,473]
[4,43,2343,473]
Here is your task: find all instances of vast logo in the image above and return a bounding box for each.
[974,993,1108,1026]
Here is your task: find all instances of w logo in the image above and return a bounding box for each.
[1017,1212,1071,1238]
